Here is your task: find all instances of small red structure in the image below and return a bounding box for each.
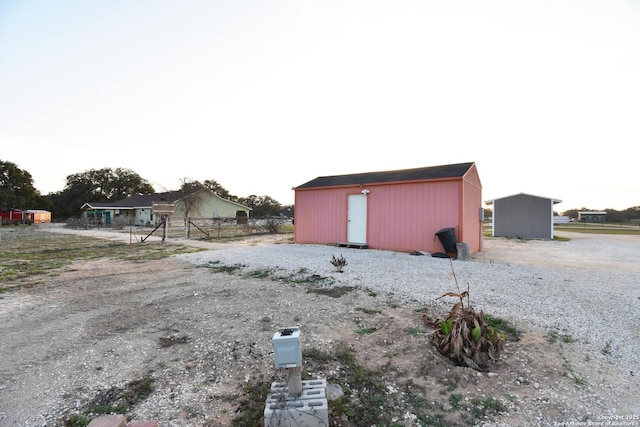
[294,162,483,254]
[0,209,51,225]
[0,209,31,225]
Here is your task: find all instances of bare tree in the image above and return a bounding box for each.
[178,179,207,238]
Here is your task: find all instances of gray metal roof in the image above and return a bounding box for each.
[296,162,475,189]
[82,192,182,209]
[111,191,182,207]
[484,192,562,205]
[82,190,251,211]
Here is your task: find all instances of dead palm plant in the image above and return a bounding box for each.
[427,259,504,371]
[330,254,348,273]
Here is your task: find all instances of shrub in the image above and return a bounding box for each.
[330,254,348,272]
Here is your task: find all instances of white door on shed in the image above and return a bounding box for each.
[347,194,367,244]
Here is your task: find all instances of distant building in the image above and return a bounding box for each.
[485,193,562,239]
[0,209,51,225]
[578,211,607,223]
[25,209,52,223]
[81,190,251,226]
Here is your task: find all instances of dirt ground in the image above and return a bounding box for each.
[0,228,638,426]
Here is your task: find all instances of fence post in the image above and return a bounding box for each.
[162,215,167,242]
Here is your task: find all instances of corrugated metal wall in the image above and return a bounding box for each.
[493,194,553,239]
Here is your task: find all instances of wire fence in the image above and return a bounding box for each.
[66,216,293,240]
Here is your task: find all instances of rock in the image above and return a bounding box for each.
[127,422,159,427]
[326,383,344,400]
[87,415,127,427]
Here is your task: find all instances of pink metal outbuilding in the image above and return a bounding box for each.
[294,162,483,254]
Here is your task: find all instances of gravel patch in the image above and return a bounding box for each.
[178,232,640,406]
[2,227,638,425]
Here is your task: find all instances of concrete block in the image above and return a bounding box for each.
[266,386,326,402]
[270,379,326,392]
[302,379,326,389]
[456,242,470,260]
[265,378,328,426]
[264,397,329,427]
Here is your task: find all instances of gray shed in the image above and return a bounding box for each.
[485,193,562,239]
[578,211,607,223]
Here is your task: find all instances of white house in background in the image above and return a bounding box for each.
[553,216,570,224]
[81,190,251,226]
[485,193,562,239]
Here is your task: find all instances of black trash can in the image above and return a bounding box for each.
[435,227,457,253]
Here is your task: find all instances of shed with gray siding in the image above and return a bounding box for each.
[578,211,607,223]
[485,193,562,239]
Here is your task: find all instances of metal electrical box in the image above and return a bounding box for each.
[272,327,302,368]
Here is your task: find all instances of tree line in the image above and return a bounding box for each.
[0,160,291,221]
[2,159,638,223]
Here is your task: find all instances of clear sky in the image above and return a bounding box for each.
[1,1,638,210]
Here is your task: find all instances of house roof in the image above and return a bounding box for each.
[81,191,182,210]
[81,190,251,210]
[296,162,476,189]
[484,192,562,205]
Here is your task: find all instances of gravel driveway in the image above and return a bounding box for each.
[1,227,638,426]
[178,231,640,387]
